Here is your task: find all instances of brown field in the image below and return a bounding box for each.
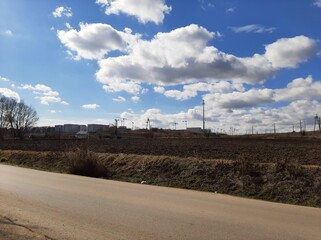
[1,136,321,207]
[1,136,321,165]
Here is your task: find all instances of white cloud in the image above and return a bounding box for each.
[154,86,165,93]
[19,84,68,105]
[199,76,321,110]
[264,35,317,69]
[229,24,276,33]
[131,96,140,103]
[58,23,317,95]
[3,30,13,36]
[116,76,321,132]
[159,81,243,101]
[65,23,72,29]
[314,0,321,7]
[112,96,126,102]
[0,76,10,82]
[50,110,62,114]
[204,89,274,109]
[275,76,321,101]
[53,6,72,18]
[57,23,140,60]
[96,0,172,24]
[96,25,316,90]
[0,88,20,102]
[102,81,141,95]
[226,7,236,13]
[82,104,100,109]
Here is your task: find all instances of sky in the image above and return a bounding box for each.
[0,0,321,134]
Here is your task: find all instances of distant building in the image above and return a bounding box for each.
[87,124,109,133]
[55,125,63,132]
[186,127,203,133]
[54,124,87,133]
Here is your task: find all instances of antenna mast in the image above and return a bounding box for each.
[202,99,205,131]
[146,118,150,130]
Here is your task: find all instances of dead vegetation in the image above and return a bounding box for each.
[66,145,108,178]
[1,147,321,207]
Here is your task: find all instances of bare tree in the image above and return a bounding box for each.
[1,97,39,139]
[0,97,10,139]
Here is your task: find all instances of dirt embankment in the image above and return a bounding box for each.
[1,148,321,207]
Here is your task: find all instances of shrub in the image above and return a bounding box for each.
[67,148,108,178]
[0,156,8,162]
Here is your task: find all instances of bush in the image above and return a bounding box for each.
[67,148,108,178]
[0,156,8,162]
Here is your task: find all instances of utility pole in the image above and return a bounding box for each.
[115,119,119,137]
[299,120,302,133]
[273,123,276,134]
[121,118,127,127]
[202,99,205,131]
[182,120,187,129]
[173,122,178,130]
[131,121,134,130]
[314,114,319,131]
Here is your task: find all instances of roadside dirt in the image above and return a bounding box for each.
[0,215,52,240]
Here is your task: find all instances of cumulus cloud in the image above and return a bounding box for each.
[112,96,126,102]
[274,76,321,101]
[53,6,72,18]
[0,88,20,102]
[96,0,172,24]
[264,36,317,69]
[97,26,316,90]
[58,23,317,95]
[3,30,13,36]
[117,76,321,132]
[314,0,321,7]
[0,76,10,82]
[229,24,276,34]
[226,7,236,13]
[200,76,321,110]
[131,96,140,103]
[19,84,68,105]
[102,80,141,95]
[204,89,274,109]
[82,104,100,109]
[158,81,243,101]
[154,86,165,94]
[57,23,140,60]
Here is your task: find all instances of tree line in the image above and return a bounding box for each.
[0,96,39,140]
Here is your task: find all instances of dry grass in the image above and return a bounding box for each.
[65,146,109,178]
[2,149,321,207]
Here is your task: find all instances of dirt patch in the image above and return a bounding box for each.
[0,216,54,240]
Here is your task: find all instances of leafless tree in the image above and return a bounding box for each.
[0,97,39,139]
[0,97,10,139]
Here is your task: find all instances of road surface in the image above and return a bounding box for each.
[1,165,321,240]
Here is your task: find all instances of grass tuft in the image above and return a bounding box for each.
[67,147,108,178]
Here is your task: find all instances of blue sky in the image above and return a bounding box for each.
[0,0,321,133]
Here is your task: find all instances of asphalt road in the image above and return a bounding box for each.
[1,165,321,240]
